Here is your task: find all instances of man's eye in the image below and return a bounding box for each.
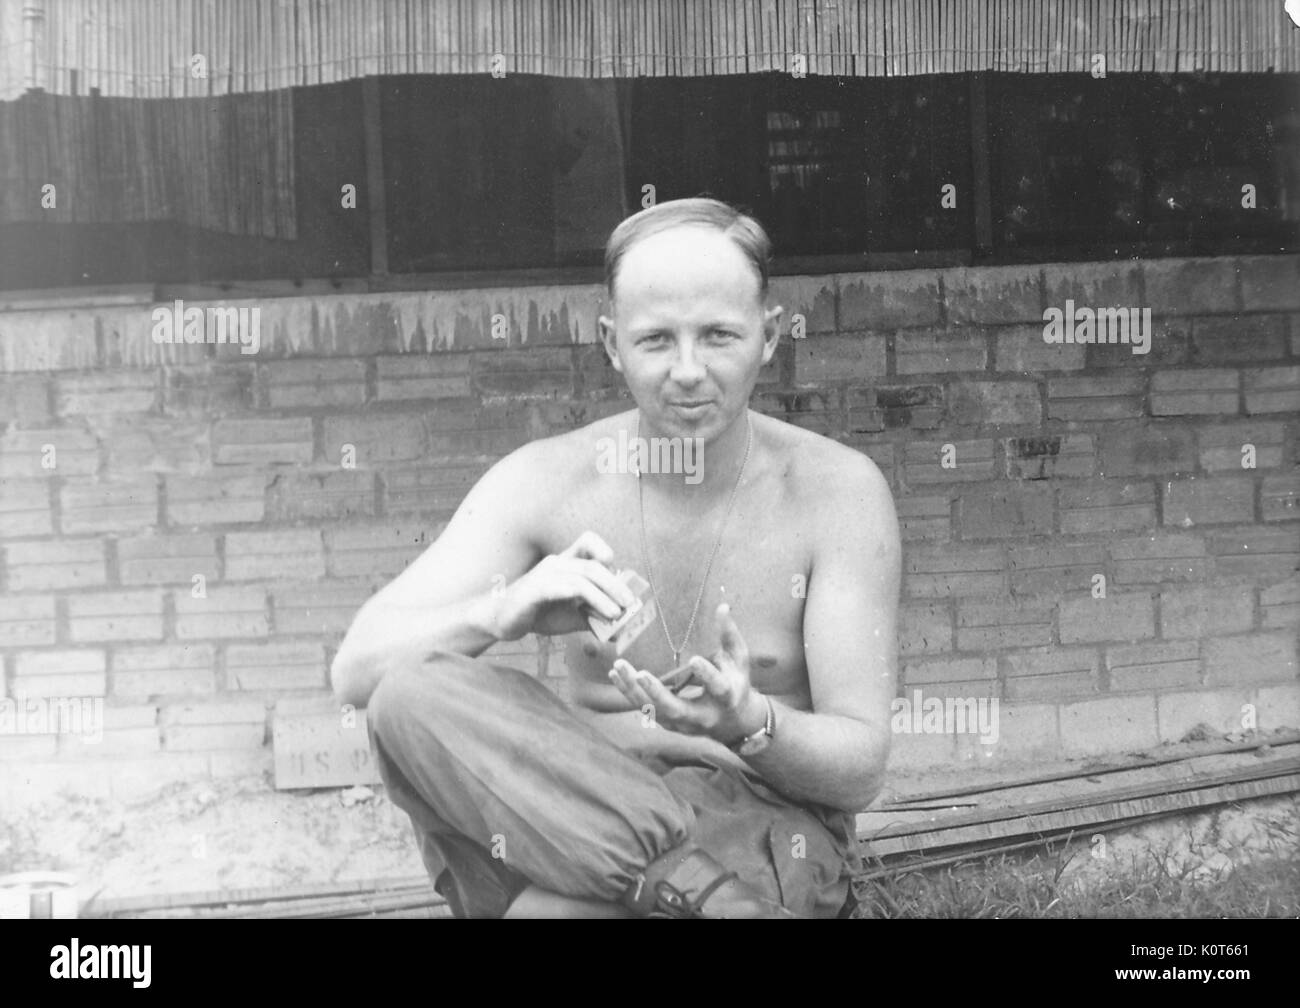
[638,332,668,345]
[709,329,739,340]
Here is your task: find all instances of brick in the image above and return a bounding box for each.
[59,477,158,534]
[0,374,52,425]
[163,362,255,415]
[1209,527,1300,581]
[943,264,1042,325]
[765,389,840,435]
[322,412,427,466]
[1291,314,1300,357]
[1042,261,1143,312]
[838,270,941,330]
[263,359,367,408]
[1002,647,1100,701]
[899,603,952,656]
[272,582,373,637]
[163,696,267,726]
[958,483,1054,540]
[225,641,328,691]
[1256,683,1300,731]
[0,426,98,478]
[118,533,219,585]
[472,348,574,399]
[1058,480,1156,535]
[1097,423,1196,477]
[1007,542,1099,595]
[5,538,106,591]
[68,590,165,643]
[1242,365,1300,414]
[871,384,944,430]
[1058,591,1156,644]
[1110,532,1210,584]
[1261,473,1300,522]
[992,325,1087,373]
[1149,368,1239,416]
[956,597,1054,651]
[1198,420,1285,471]
[0,478,52,536]
[266,469,374,521]
[895,330,986,375]
[1047,373,1144,421]
[0,735,59,760]
[174,586,269,639]
[1203,632,1297,685]
[103,417,209,474]
[1191,314,1289,364]
[1106,641,1200,692]
[902,656,997,686]
[1162,476,1254,527]
[1160,584,1255,639]
[383,460,486,522]
[770,275,836,335]
[59,725,161,758]
[212,417,314,466]
[1005,434,1094,480]
[1120,317,1192,367]
[1155,687,1253,744]
[166,470,270,525]
[1237,255,1300,312]
[905,545,1005,598]
[947,380,1040,426]
[959,702,1058,761]
[895,493,951,542]
[793,335,887,385]
[1060,694,1158,755]
[325,523,439,579]
[56,369,159,415]
[903,439,995,482]
[11,650,108,698]
[163,723,266,751]
[111,644,216,699]
[0,595,56,647]
[1260,579,1300,630]
[1142,258,1238,316]
[376,353,472,400]
[225,529,325,582]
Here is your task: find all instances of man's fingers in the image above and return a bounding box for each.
[575,559,638,610]
[687,655,733,701]
[570,575,622,620]
[715,603,750,667]
[562,530,615,567]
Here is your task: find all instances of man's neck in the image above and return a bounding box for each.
[636,409,753,505]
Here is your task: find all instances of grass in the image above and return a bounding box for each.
[851,841,1300,918]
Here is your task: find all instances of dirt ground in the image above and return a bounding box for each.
[2,734,1296,914]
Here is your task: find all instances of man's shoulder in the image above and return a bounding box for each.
[762,415,891,504]
[490,407,634,488]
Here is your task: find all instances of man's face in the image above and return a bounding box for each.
[600,225,782,440]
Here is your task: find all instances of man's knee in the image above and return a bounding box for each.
[367,650,528,744]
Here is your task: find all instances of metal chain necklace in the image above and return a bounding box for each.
[634,412,753,667]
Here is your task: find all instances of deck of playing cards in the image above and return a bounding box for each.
[587,568,657,655]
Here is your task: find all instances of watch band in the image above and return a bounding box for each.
[730,693,775,756]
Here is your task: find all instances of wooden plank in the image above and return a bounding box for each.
[864,771,1300,858]
[884,733,1300,806]
[84,874,433,918]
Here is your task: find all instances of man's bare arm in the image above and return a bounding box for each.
[330,442,634,708]
[746,455,899,811]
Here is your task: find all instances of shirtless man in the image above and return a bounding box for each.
[331,198,900,919]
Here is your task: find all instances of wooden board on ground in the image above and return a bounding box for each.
[272,697,382,790]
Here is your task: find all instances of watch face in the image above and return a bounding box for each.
[737,732,771,757]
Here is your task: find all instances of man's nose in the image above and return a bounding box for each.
[668,338,707,385]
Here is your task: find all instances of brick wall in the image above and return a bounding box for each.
[1,255,1298,804]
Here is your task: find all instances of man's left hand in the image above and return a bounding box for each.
[607,602,768,745]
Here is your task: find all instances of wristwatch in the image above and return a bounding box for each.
[729,694,775,757]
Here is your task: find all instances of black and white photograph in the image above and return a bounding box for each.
[0,0,1297,965]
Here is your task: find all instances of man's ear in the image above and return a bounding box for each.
[760,304,784,366]
[598,314,624,374]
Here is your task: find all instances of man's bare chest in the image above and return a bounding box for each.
[540,477,814,701]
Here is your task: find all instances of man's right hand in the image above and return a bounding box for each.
[490,531,639,641]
